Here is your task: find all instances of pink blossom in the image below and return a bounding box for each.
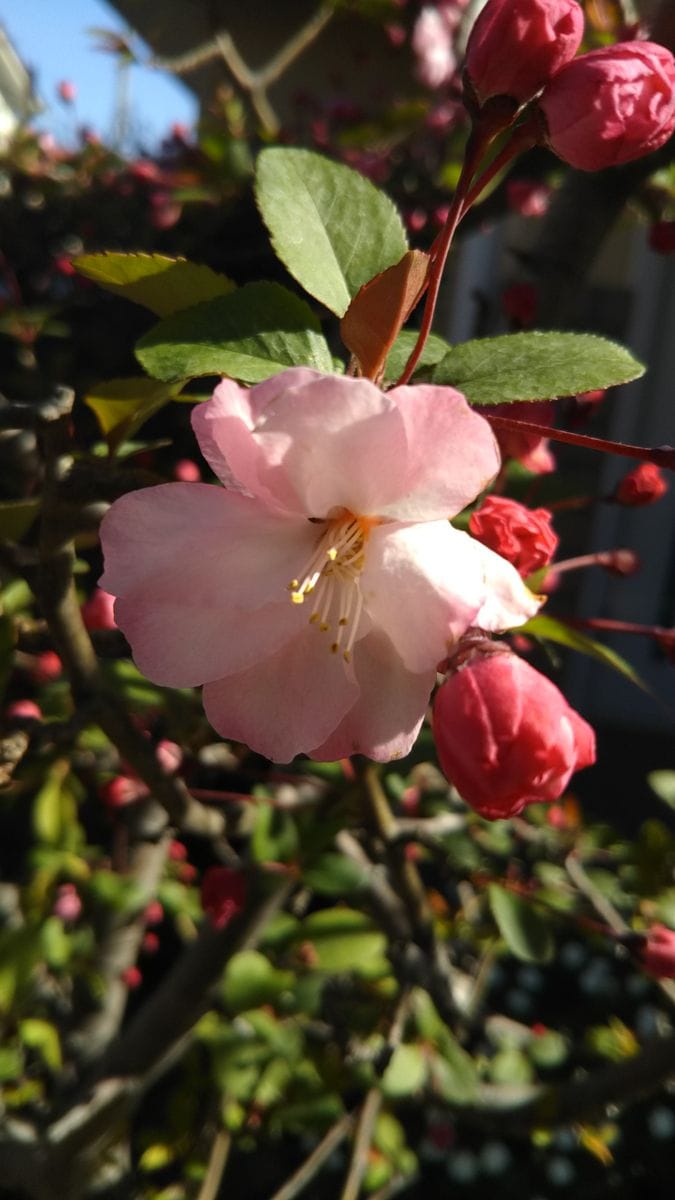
[538,42,675,171]
[57,80,77,104]
[100,370,539,763]
[412,6,460,89]
[506,180,552,218]
[53,883,82,923]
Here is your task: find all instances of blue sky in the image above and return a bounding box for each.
[1,0,197,149]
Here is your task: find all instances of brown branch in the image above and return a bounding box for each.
[340,1088,382,1200]
[197,1129,232,1200]
[269,1112,356,1200]
[150,4,333,136]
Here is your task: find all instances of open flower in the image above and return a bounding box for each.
[100,370,538,762]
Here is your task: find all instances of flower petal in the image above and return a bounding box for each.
[361,522,486,672]
[468,539,542,631]
[100,483,315,608]
[310,630,434,762]
[202,627,359,762]
[258,373,409,517]
[381,384,501,520]
[114,595,302,687]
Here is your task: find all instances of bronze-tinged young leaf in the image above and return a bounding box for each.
[255,147,408,316]
[340,249,429,382]
[84,377,184,453]
[73,252,235,317]
[431,331,645,406]
[521,614,647,689]
[135,282,334,383]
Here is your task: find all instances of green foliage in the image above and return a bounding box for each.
[383,330,451,383]
[74,252,235,317]
[296,908,388,975]
[488,885,555,964]
[0,500,41,542]
[255,148,408,316]
[221,951,295,1014]
[136,282,334,382]
[431,332,645,405]
[84,377,185,453]
[522,614,646,688]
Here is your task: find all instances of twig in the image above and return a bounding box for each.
[197,1129,231,1200]
[340,1088,382,1200]
[152,4,333,136]
[361,766,459,1022]
[269,1112,355,1200]
[565,851,675,1010]
[99,874,293,1079]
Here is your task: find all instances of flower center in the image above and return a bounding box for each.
[288,512,374,662]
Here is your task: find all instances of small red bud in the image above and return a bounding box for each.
[469,496,558,577]
[143,901,164,926]
[614,462,669,506]
[31,651,63,684]
[142,931,160,955]
[169,839,187,861]
[121,966,142,989]
[5,699,42,721]
[201,866,247,930]
[637,924,675,979]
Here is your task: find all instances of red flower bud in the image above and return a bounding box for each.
[465,0,584,107]
[57,80,77,104]
[121,966,142,990]
[637,924,675,979]
[31,651,63,684]
[81,587,117,631]
[201,866,247,930]
[469,496,558,577]
[5,699,42,722]
[433,648,595,820]
[506,180,552,218]
[538,42,675,171]
[173,459,201,482]
[143,901,164,926]
[614,461,669,506]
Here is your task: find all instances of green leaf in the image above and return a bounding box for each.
[40,917,72,969]
[222,950,295,1014]
[488,884,554,964]
[138,1143,176,1172]
[74,252,235,316]
[522,614,646,689]
[303,852,368,896]
[381,1044,428,1099]
[84,377,184,453]
[0,927,42,1014]
[0,499,41,542]
[19,1018,62,1071]
[383,330,451,384]
[136,282,334,382]
[251,803,299,865]
[33,760,79,847]
[648,771,675,810]
[431,332,645,406]
[298,908,388,975]
[489,1046,535,1085]
[255,147,408,316]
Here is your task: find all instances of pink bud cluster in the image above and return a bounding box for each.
[464,0,675,171]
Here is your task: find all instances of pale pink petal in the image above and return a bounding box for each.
[468,539,542,632]
[114,595,302,687]
[192,379,303,513]
[361,522,486,672]
[381,384,501,520]
[258,373,409,517]
[202,627,359,762]
[100,484,315,608]
[310,631,435,762]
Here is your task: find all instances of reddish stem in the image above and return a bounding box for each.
[566,616,671,639]
[485,413,675,471]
